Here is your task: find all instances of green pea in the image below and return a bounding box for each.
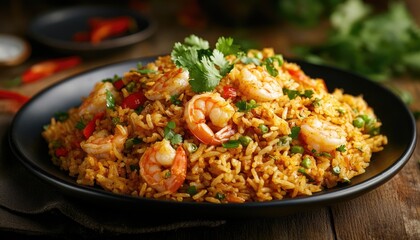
[352,117,365,128]
[238,136,252,147]
[301,156,311,168]
[258,124,269,134]
[291,145,304,154]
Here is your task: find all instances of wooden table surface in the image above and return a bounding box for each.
[1,1,419,239]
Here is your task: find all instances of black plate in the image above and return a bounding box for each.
[9,57,416,218]
[27,5,156,55]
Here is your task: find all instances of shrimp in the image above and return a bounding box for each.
[232,66,283,102]
[300,117,347,153]
[184,92,236,145]
[80,125,128,159]
[139,139,187,193]
[144,68,189,101]
[79,81,119,117]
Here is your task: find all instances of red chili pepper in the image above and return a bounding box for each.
[221,86,237,99]
[0,89,29,103]
[74,16,135,44]
[55,147,68,157]
[19,56,82,84]
[82,111,105,139]
[121,92,146,109]
[113,79,125,90]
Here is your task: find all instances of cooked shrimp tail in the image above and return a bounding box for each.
[139,139,187,193]
[184,92,236,145]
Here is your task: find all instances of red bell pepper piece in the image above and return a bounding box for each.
[113,79,125,90]
[55,147,68,157]
[221,86,237,99]
[82,111,105,139]
[0,89,29,103]
[20,56,81,84]
[121,92,146,109]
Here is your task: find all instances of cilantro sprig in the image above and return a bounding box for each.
[171,35,240,93]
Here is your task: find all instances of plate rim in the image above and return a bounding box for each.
[9,56,417,215]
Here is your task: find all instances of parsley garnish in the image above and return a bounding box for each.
[283,88,314,100]
[102,74,120,83]
[54,112,69,122]
[263,55,284,77]
[235,99,258,112]
[171,35,239,93]
[164,121,183,145]
[289,126,301,139]
[170,94,182,106]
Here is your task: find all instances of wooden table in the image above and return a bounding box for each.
[1,1,419,239]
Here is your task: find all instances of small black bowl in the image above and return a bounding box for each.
[9,57,417,218]
[27,5,157,56]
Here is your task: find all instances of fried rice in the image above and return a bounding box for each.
[42,46,387,203]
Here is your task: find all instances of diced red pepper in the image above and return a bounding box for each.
[121,92,146,109]
[0,89,29,103]
[82,111,105,139]
[55,147,68,157]
[221,86,237,99]
[113,79,125,90]
[21,56,82,84]
[287,68,308,82]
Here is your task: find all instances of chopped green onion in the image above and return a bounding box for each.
[112,117,120,125]
[101,74,120,83]
[222,140,240,149]
[236,99,259,112]
[258,124,269,134]
[264,55,283,77]
[336,145,346,152]
[125,137,142,149]
[332,166,341,175]
[283,88,299,100]
[125,82,135,92]
[278,136,292,146]
[105,89,115,110]
[302,89,314,98]
[215,192,225,200]
[170,94,182,106]
[75,120,86,130]
[164,171,171,179]
[289,126,301,139]
[186,143,198,153]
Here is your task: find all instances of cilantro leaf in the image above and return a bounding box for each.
[184,35,209,49]
[171,35,237,93]
[216,37,241,55]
